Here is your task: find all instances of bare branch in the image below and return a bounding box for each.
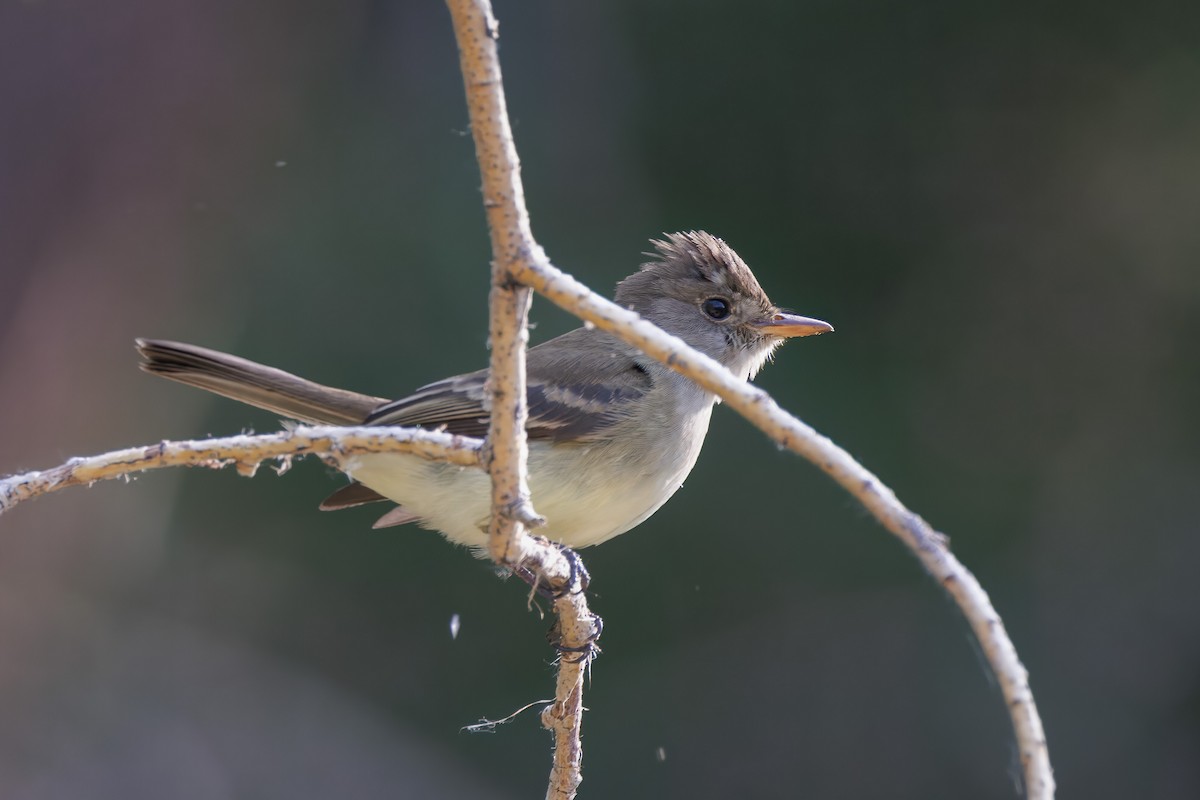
[445,0,544,564]
[445,1,594,797]
[541,591,600,800]
[0,426,481,515]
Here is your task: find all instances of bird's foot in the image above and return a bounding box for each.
[512,538,590,599]
[545,539,590,596]
[548,611,604,664]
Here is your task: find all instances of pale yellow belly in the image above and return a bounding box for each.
[343,417,707,552]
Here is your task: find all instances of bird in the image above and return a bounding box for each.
[137,231,831,553]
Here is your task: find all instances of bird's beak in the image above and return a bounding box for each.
[754,312,834,338]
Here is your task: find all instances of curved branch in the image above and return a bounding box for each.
[516,251,1055,799]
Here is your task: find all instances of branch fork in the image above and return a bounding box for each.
[0,1,1054,798]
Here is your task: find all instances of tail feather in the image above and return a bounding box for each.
[136,339,385,425]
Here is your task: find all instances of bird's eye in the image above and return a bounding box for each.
[702,297,731,320]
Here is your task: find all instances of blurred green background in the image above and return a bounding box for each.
[3,1,1199,797]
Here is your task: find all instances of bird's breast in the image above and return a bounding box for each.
[525,393,714,548]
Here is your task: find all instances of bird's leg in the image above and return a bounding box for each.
[545,539,590,595]
[509,538,590,599]
[511,563,559,601]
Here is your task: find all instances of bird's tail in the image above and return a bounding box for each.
[135,339,385,425]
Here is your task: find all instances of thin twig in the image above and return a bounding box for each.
[0,426,481,514]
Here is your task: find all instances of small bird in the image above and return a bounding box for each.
[137,232,831,552]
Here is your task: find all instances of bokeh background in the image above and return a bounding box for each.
[3,1,1199,797]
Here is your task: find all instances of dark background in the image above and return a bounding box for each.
[3,1,1199,797]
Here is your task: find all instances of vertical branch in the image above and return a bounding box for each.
[445,0,544,564]
[446,2,593,798]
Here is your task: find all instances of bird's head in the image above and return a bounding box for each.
[614,231,832,380]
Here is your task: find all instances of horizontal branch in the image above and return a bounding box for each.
[0,426,482,515]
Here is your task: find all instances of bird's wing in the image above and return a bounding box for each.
[364,328,652,443]
[323,329,652,515]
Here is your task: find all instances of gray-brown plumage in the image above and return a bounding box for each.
[137,232,831,547]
